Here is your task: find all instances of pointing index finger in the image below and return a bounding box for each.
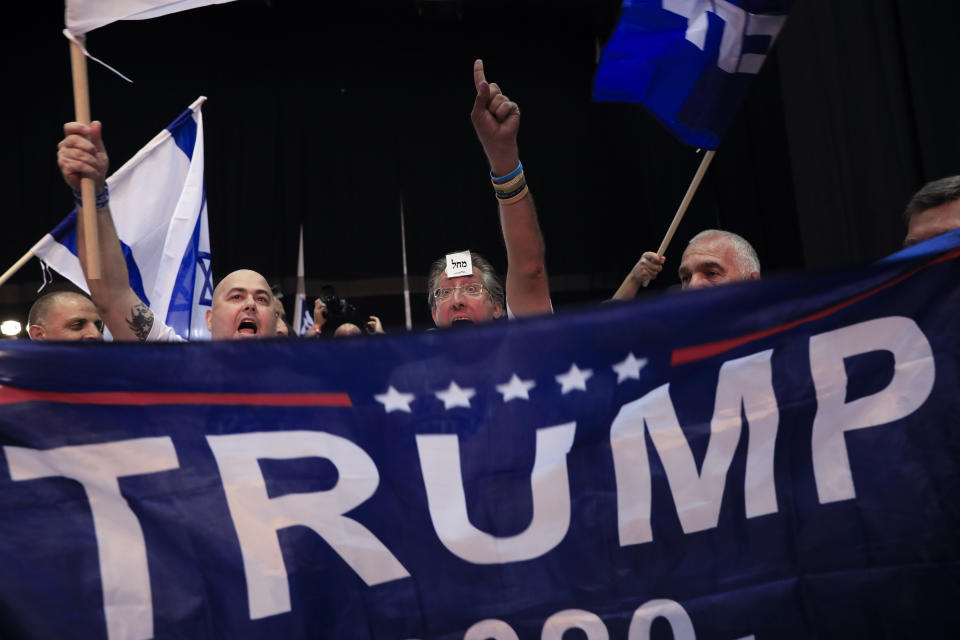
[473,59,486,90]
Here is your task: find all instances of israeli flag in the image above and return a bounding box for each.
[32,97,213,340]
[293,225,313,336]
[594,0,793,149]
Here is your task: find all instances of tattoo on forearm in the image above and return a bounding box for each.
[126,302,155,342]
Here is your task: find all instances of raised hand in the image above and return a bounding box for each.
[631,252,665,285]
[470,59,520,176]
[57,121,108,192]
[313,298,328,331]
[365,315,384,334]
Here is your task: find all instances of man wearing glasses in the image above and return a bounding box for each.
[426,60,553,328]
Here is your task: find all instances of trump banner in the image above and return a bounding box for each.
[594,0,793,148]
[1,232,959,639]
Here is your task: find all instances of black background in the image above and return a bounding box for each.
[4,0,958,332]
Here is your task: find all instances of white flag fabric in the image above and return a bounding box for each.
[33,97,213,340]
[293,225,313,336]
[66,0,236,36]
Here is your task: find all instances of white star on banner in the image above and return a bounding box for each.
[555,364,593,394]
[435,381,476,409]
[496,374,536,402]
[374,386,415,413]
[612,353,648,383]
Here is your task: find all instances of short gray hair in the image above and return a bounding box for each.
[688,229,761,276]
[427,251,505,309]
[903,175,960,224]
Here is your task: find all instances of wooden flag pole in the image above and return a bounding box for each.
[0,250,36,289]
[639,149,716,288]
[68,35,101,280]
[656,149,716,256]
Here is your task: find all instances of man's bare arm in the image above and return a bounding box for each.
[611,252,665,301]
[471,59,551,317]
[58,121,155,341]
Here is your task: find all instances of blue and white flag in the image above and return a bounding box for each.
[33,98,213,340]
[293,225,313,336]
[2,231,960,638]
[594,0,793,148]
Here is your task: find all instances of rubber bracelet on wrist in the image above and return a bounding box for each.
[73,185,110,209]
[491,161,523,184]
[497,184,529,205]
[492,171,526,194]
[495,183,528,200]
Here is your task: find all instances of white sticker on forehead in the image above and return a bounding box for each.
[445,251,473,278]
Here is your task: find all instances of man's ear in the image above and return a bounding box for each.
[748,271,761,281]
[205,309,213,333]
[27,325,45,340]
[492,300,504,319]
[431,306,439,325]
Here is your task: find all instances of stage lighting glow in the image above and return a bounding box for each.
[1,320,22,336]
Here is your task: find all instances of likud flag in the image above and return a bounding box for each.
[293,225,313,336]
[32,97,213,340]
[66,0,237,36]
[594,0,793,148]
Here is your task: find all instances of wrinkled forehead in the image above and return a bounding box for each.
[680,238,738,269]
[213,270,272,299]
[435,268,484,288]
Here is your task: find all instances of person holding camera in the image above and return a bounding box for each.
[428,59,552,328]
[303,294,385,337]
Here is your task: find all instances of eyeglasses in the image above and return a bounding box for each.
[432,283,486,302]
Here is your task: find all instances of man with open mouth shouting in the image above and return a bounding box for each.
[427,60,552,329]
[56,120,278,342]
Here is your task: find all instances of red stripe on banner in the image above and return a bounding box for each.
[671,247,960,367]
[0,387,352,407]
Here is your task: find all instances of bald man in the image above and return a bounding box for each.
[27,291,104,342]
[57,121,277,341]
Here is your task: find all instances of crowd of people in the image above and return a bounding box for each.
[31,60,960,343]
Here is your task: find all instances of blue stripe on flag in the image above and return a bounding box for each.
[165,188,208,338]
[51,209,151,306]
[49,210,78,247]
[166,107,198,157]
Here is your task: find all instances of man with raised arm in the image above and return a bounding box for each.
[427,59,552,328]
[612,229,761,299]
[56,121,277,341]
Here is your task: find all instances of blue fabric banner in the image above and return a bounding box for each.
[1,233,959,639]
[594,0,794,148]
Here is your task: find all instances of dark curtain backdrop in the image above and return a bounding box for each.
[4,0,958,331]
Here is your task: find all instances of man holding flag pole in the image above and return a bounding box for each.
[57,119,278,341]
[595,0,792,298]
[58,0,237,284]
